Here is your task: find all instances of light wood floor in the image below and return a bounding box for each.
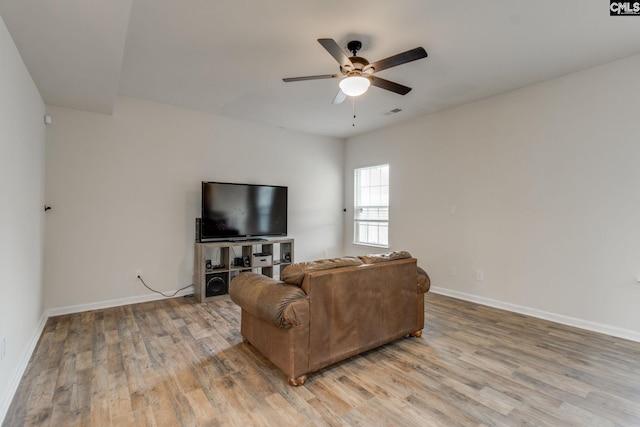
[4,292,640,426]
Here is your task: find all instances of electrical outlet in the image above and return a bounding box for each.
[1,337,6,360]
[135,269,143,278]
[449,267,456,277]
[476,270,484,281]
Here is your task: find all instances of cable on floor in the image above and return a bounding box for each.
[137,275,192,298]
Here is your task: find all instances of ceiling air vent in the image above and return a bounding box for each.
[384,108,403,116]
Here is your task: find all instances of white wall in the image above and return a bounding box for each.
[345,54,640,340]
[0,17,46,421]
[44,96,344,311]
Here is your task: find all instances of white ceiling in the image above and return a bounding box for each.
[2,1,640,138]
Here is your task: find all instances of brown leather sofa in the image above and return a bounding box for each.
[229,252,430,385]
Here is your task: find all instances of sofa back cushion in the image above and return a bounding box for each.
[281,256,363,286]
[357,250,412,264]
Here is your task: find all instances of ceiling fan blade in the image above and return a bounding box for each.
[332,90,347,105]
[368,47,427,73]
[283,74,341,82]
[317,38,353,69]
[368,76,412,95]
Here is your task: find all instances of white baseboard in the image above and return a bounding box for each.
[0,312,48,425]
[430,286,640,343]
[45,286,195,317]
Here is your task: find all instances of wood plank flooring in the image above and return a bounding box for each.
[4,292,640,426]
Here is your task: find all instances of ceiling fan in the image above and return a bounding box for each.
[283,39,428,104]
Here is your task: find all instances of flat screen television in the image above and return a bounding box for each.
[200,181,288,241]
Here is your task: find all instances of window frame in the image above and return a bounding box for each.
[353,163,390,248]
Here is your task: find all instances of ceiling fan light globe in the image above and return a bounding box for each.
[339,76,370,97]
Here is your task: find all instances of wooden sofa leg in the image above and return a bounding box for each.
[409,330,422,338]
[288,375,307,386]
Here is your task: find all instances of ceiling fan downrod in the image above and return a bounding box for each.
[347,40,362,56]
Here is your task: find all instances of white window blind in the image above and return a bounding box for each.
[354,164,389,247]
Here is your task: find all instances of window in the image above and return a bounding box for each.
[354,164,389,247]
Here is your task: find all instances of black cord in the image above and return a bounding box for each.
[137,275,192,298]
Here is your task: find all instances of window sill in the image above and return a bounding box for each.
[352,242,390,249]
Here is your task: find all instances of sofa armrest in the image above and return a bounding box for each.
[417,266,430,294]
[229,272,309,328]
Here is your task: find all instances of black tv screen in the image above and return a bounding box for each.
[200,181,288,241]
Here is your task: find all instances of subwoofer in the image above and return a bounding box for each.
[205,273,227,297]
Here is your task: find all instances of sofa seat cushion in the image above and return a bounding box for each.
[229,272,308,328]
[281,256,363,286]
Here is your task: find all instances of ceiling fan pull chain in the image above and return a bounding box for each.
[352,97,356,127]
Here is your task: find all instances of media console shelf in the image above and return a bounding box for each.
[193,238,294,302]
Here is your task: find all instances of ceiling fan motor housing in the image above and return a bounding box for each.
[341,41,373,76]
[341,56,370,76]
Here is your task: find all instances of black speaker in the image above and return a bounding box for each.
[205,273,227,297]
[283,253,291,262]
[205,259,213,272]
[243,256,251,267]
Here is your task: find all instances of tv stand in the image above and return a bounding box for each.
[193,238,294,303]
